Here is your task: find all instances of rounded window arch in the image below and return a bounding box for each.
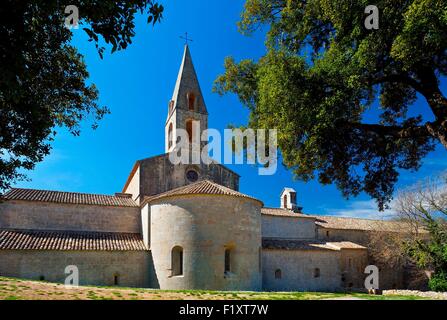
[275,269,282,279]
[187,92,195,111]
[171,246,184,276]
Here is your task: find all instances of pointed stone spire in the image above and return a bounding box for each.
[165,45,209,153]
[170,45,207,114]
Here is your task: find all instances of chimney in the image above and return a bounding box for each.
[280,188,303,213]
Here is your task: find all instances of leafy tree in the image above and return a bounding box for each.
[0,0,163,192]
[214,0,447,209]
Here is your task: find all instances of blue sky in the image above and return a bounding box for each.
[14,0,447,219]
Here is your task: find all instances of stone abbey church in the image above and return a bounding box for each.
[0,45,419,292]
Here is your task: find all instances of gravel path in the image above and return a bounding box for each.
[383,290,447,300]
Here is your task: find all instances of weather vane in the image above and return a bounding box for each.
[180,32,193,45]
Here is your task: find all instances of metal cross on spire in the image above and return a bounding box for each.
[180,32,193,45]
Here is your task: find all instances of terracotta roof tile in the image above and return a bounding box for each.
[260,207,421,233]
[3,188,138,207]
[0,229,147,251]
[311,215,412,232]
[142,180,262,205]
[261,207,315,219]
[262,238,366,251]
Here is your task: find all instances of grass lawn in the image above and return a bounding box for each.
[0,276,426,300]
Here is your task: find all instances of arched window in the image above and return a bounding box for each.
[275,269,282,279]
[314,268,320,278]
[171,246,183,276]
[187,92,195,111]
[168,123,173,149]
[114,274,120,285]
[168,100,174,113]
[186,120,193,143]
[283,194,288,208]
[224,248,232,273]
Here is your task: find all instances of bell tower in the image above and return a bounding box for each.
[165,45,208,153]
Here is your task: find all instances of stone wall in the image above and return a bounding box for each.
[262,215,316,239]
[316,227,410,290]
[262,248,368,292]
[262,249,342,292]
[149,194,262,291]
[0,200,141,233]
[317,228,369,244]
[0,250,152,288]
[339,249,369,290]
[124,165,140,203]
[137,154,240,198]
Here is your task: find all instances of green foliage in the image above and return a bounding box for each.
[429,271,447,292]
[215,0,447,209]
[0,1,163,192]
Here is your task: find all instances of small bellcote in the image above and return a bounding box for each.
[280,188,302,213]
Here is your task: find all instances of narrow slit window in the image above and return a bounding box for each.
[168,123,173,149]
[224,248,231,273]
[172,246,184,276]
[188,92,195,111]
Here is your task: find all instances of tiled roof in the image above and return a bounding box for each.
[262,238,366,251]
[142,180,262,205]
[326,241,367,250]
[260,207,419,233]
[312,215,411,232]
[261,207,315,219]
[0,229,147,251]
[3,188,138,207]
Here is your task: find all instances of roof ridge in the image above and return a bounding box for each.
[142,179,262,206]
[0,229,147,251]
[0,228,141,235]
[4,188,138,207]
[310,214,397,223]
[6,187,123,198]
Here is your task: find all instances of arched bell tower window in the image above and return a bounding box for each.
[186,120,193,143]
[168,123,173,149]
[171,246,183,276]
[283,194,288,208]
[187,92,195,111]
